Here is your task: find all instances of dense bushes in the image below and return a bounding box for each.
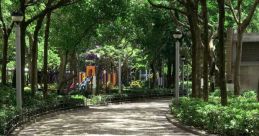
[0,86,85,135]
[87,88,174,105]
[170,91,259,136]
[130,80,144,88]
[0,87,17,134]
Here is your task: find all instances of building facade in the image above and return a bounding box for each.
[226,30,259,90]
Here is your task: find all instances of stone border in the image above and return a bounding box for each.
[165,114,216,136]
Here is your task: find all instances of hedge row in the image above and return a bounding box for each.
[170,91,259,136]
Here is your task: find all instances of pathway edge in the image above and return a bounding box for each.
[165,113,215,136]
[11,106,88,135]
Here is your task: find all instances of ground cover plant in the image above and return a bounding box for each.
[86,88,173,105]
[170,90,259,136]
[0,86,85,135]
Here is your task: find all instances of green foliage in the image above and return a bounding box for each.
[50,0,129,52]
[0,87,17,134]
[71,95,87,105]
[87,88,173,106]
[37,45,60,69]
[88,95,108,105]
[0,86,85,135]
[170,91,259,135]
[210,88,235,97]
[130,80,143,88]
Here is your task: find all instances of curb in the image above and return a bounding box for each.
[165,114,215,136]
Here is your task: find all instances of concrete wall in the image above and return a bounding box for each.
[240,64,259,90]
[229,32,259,90]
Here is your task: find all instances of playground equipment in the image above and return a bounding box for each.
[78,66,117,94]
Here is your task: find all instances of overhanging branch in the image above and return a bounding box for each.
[241,0,259,30]
[225,2,240,24]
[147,0,187,15]
[25,0,81,26]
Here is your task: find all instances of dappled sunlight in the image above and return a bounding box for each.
[13,99,196,136]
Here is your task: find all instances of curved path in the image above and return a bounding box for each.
[13,99,196,136]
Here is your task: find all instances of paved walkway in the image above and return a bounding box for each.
[13,99,196,136]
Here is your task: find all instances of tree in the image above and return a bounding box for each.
[132,1,177,89]
[43,12,51,98]
[49,0,129,91]
[201,0,209,101]
[19,0,78,96]
[147,0,205,97]
[30,15,45,96]
[226,0,259,95]
[0,0,14,85]
[217,0,227,106]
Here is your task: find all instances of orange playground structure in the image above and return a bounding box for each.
[79,66,117,87]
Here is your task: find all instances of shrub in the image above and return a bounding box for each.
[170,91,259,136]
[0,86,85,135]
[130,80,143,88]
[88,95,108,105]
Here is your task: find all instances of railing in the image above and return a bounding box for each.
[3,99,85,136]
[105,91,178,104]
[3,89,185,135]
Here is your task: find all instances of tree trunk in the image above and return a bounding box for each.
[122,60,129,86]
[1,33,8,85]
[186,2,201,98]
[197,33,203,98]
[96,61,102,94]
[234,28,243,96]
[43,13,51,98]
[218,0,227,106]
[209,61,216,92]
[257,80,259,102]
[158,58,162,87]
[27,33,33,86]
[21,23,26,99]
[150,60,156,89]
[201,0,209,102]
[20,1,27,101]
[58,51,68,91]
[70,51,78,83]
[167,61,173,88]
[188,20,197,97]
[233,0,258,96]
[172,61,176,88]
[31,16,45,96]
[209,39,216,92]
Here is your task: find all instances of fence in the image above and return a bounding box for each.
[3,99,85,136]
[106,92,174,103]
